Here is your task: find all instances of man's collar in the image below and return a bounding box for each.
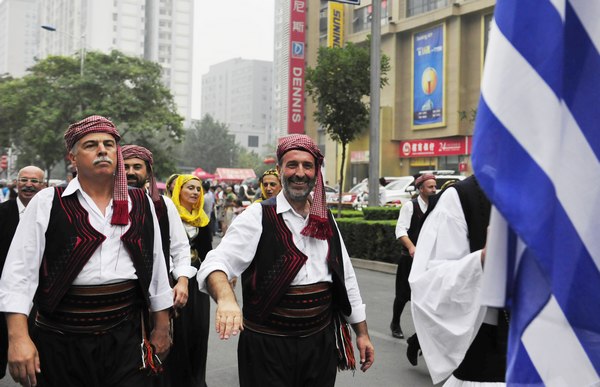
[62,176,82,197]
[16,197,26,214]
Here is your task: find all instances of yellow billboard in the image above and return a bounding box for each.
[327,2,344,48]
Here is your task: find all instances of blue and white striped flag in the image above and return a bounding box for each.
[471,1,600,386]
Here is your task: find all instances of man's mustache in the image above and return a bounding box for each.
[288,176,310,183]
[93,157,113,165]
[21,186,38,193]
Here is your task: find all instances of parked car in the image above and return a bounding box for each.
[329,177,401,207]
[383,171,466,205]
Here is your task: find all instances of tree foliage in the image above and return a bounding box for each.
[306,41,390,213]
[0,50,184,179]
[180,115,240,173]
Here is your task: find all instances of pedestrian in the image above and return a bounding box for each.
[390,174,436,340]
[197,134,375,387]
[165,173,179,198]
[0,115,173,387]
[254,168,282,202]
[202,181,216,237]
[170,174,212,387]
[0,165,45,380]
[122,145,199,387]
[409,175,507,385]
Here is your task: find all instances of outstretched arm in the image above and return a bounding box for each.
[351,320,375,372]
[207,270,243,340]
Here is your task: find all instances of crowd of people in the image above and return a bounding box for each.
[0,114,506,387]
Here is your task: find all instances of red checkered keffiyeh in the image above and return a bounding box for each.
[121,145,160,203]
[64,115,129,225]
[277,134,332,240]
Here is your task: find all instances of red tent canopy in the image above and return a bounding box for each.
[214,168,256,183]
[193,167,215,180]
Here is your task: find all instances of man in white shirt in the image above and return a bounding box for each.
[391,173,436,341]
[197,134,374,387]
[0,116,173,387]
[0,165,45,380]
[122,144,201,387]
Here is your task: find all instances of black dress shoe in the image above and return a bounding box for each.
[406,333,420,366]
[390,323,404,339]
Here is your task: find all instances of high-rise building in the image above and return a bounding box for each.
[272,0,290,139]
[0,0,39,77]
[36,0,194,124]
[201,58,273,154]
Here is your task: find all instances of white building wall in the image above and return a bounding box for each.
[0,0,39,77]
[272,0,290,139]
[201,58,273,154]
[36,0,193,124]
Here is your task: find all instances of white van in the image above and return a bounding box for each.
[382,171,465,206]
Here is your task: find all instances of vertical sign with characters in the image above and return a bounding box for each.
[288,0,307,134]
[412,24,445,129]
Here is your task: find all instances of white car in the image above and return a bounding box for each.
[383,173,466,205]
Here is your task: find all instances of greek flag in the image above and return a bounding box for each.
[471,1,600,386]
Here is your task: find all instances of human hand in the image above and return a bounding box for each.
[215,299,243,340]
[173,277,189,309]
[150,325,172,360]
[356,333,375,372]
[8,335,40,387]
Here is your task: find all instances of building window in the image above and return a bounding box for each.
[406,0,449,17]
[248,135,259,148]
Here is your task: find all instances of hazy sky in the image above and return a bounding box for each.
[192,0,275,119]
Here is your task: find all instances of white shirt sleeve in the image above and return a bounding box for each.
[395,200,414,239]
[162,196,196,280]
[0,188,53,315]
[146,194,174,312]
[196,202,264,289]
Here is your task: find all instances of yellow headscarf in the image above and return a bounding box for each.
[171,174,209,227]
[257,169,280,202]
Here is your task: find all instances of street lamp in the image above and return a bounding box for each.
[41,25,85,77]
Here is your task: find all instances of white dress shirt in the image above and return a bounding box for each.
[197,192,366,324]
[16,197,26,218]
[0,178,173,315]
[162,195,196,280]
[409,187,495,384]
[395,195,428,239]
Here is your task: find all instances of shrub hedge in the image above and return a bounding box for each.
[361,206,401,221]
[336,217,402,263]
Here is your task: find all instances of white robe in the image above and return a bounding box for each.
[409,187,504,386]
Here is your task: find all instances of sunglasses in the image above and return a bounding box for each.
[18,178,42,184]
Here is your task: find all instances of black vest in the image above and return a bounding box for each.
[155,196,171,272]
[36,187,155,313]
[452,176,491,253]
[402,197,425,255]
[242,198,352,323]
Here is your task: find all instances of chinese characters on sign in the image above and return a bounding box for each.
[399,137,472,158]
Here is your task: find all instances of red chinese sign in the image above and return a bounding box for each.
[288,0,306,134]
[399,136,472,158]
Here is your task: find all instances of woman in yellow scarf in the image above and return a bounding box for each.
[169,174,212,387]
[254,168,282,202]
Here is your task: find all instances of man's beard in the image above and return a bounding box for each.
[282,175,316,202]
[127,174,146,189]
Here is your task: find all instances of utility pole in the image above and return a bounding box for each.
[368,0,381,207]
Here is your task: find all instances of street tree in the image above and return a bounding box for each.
[0,50,184,180]
[306,40,390,214]
[180,115,240,173]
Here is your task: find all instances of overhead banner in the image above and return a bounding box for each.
[329,0,360,5]
[399,136,472,158]
[412,24,445,129]
[328,2,344,48]
[288,0,307,134]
